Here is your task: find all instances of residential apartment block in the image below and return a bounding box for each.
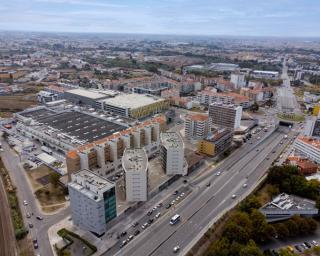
[197,127,233,156]
[294,136,320,164]
[66,115,166,179]
[160,132,187,176]
[68,169,117,235]
[185,113,210,140]
[209,103,242,130]
[122,148,148,202]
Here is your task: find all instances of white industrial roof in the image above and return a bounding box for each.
[37,152,57,165]
[100,93,165,109]
[67,88,108,99]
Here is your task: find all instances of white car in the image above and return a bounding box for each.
[23,200,28,206]
[231,194,237,199]
[243,183,248,188]
[216,171,221,176]
[155,213,161,218]
[173,245,180,253]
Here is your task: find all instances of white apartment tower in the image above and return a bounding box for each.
[68,170,117,236]
[185,113,210,140]
[160,132,187,176]
[122,148,148,202]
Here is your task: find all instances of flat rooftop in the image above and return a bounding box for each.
[100,93,165,109]
[161,132,183,149]
[260,193,316,212]
[122,148,148,173]
[67,88,109,100]
[19,108,127,146]
[70,169,114,199]
[19,108,56,119]
[297,136,320,150]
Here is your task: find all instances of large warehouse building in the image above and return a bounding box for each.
[15,106,128,153]
[99,93,169,119]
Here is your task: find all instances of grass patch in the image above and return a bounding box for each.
[56,228,97,256]
[277,113,305,122]
[0,158,27,240]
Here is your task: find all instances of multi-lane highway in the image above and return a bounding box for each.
[110,127,293,256]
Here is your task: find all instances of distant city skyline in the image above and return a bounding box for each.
[1,0,320,37]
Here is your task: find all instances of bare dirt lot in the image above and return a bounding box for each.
[0,94,37,113]
[27,165,67,213]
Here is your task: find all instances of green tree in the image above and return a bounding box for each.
[306,218,318,231]
[291,215,310,234]
[250,209,274,242]
[284,219,299,237]
[207,237,230,256]
[239,196,262,213]
[273,223,289,239]
[278,248,299,256]
[50,172,61,187]
[239,240,264,256]
[250,102,259,112]
[223,221,250,244]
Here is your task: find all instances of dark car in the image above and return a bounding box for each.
[206,183,211,187]
[120,231,127,237]
[173,190,179,195]
[304,242,312,248]
[294,245,303,252]
[147,210,153,216]
[132,222,139,228]
[36,216,43,220]
[33,239,38,249]
[147,218,154,225]
[166,204,171,209]
[134,230,140,236]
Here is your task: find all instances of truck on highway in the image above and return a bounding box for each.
[170,214,181,225]
[41,146,53,155]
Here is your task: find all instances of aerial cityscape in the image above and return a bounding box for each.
[1,1,320,256]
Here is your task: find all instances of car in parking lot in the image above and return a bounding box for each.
[155,212,161,218]
[132,222,139,228]
[231,194,237,199]
[120,240,127,248]
[23,200,28,206]
[120,231,127,237]
[166,204,171,209]
[127,235,134,242]
[157,203,163,208]
[147,218,154,225]
[26,212,31,218]
[180,192,185,197]
[141,223,149,229]
[173,190,179,195]
[147,210,153,216]
[134,230,140,236]
[173,245,180,253]
[36,216,43,220]
[28,223,33,228]
[216,171,221,176]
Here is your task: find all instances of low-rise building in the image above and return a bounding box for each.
[185,113,210,140]
[197,127,233,156]
[260,193,318,222]
[68,169,117,235]
[252,70,279,80]
[122,148,148,202]
[286,156,318,175]
[294,136,320,164]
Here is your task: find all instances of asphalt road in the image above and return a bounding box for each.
[112,127,293,256]
[0,138,70,256]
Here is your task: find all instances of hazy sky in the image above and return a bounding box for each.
[1,0,319,37]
